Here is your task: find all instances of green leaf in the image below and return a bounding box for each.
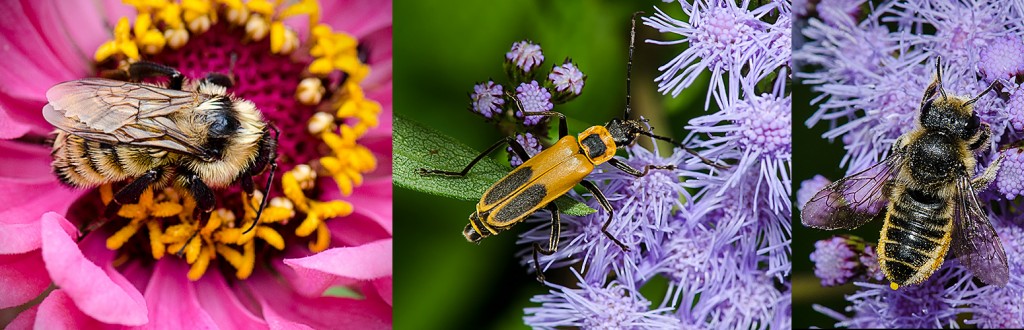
[323,286,365,299]
[394,114,595,216]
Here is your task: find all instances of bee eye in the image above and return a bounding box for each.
[966,113,980,132]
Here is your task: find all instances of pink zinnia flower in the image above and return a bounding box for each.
[0,0,392,328]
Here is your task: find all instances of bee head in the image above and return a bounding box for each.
[919,87,992,142]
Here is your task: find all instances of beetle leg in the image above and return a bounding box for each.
[533,203,561,282]
[607,158,675,177]
[417,136,522,177]
[580,180,629,252]
[506,91,569,138]
[126,61,185,90]
[641,134,728,169]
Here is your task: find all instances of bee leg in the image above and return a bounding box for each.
[580,180,629,252]
[417,135,526,177]
[972,152,1004,190]
[178,169,215,220]
[243,161,277,234]
[127,61,185,90]
[532,203,561,282]
[607,158,675,177]
[102,169,162,219]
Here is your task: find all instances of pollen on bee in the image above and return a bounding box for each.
[890,282,900,290]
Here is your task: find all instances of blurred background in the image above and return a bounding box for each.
[394,0,713,328]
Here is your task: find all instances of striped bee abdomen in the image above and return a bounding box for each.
[878,188,953,286]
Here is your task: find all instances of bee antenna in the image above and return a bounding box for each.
[243,161,277,234]
[624,11,644,120]
[965,80,999,106]
[935,57,947,100]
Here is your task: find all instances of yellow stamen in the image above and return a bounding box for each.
[147,220,166,260]
[187,245,211,280]
[165,28,190,49]
[257,226,285,250]
[279,0,320,27]
[202,209,224,235]
[107,221,143,250]
[236,240,256,279]
[112,253,131,267]
[99,184,114,205]
[182,0,214,33]
[95,17,140,62]
[216,244,244,270]
[309,222,330,252]
[270,22,299,54]
[245,0,275,17]
[282,171,310,212]
[151,202,184,218]
[157,2,185,29]
[184,234,202,263]
[122,0,170,13]
[295,212,319,237]
[162,223,195,243]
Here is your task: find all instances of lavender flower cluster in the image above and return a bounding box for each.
[519,0,793,328]
[468,40,586,166]
[798,0,1024,327]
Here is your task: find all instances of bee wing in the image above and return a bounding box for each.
[42,78,213,158]
[801,152,903,230]
[951,177,1009,286]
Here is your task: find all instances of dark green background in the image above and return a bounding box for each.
[394,0,714,328]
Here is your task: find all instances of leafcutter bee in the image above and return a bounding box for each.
[45,61,278,235]
[417,13,726,281]
[801,58,1008,289]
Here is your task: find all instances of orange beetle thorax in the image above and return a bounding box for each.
[577,125,617,165]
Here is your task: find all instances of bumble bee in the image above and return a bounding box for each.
[45,61,278,233]
[801,58,1009,289]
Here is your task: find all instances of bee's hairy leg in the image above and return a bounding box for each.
[127,61,185,90]
[972,152,1004,190]
[178,168,215,221]
[102,168,162,219]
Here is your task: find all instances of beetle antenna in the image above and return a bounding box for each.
[624,11,644,120]
[641,131,727,169]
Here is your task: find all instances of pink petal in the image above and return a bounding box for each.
[40,212,148,326]
[0,250,51,309]
[0,105,33,139]
[193,270,267,329]
[328,211,392,247]
[21,0,99,76]
[260,302,315,330]
[284,239,392,281]
[34,289,105,329]
[0,140,54,180]
[100,0,135,28]
[321,0,392,40]
[321,177,392,235]
[6,303,38,330]
[0,181,84,254]
[139,259,220,329]
[373,277,392,307]
[247,272,392,329]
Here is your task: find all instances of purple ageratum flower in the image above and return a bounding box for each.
[469,80,505,119]
[978,37,1024,82]
[797,174,830,209]
[1009,86,1024,131]
[506,40,544,73]
[860,245,885,281]
[996,148,1024,199]
[810,237,859,286]
[689,91,792,215]
[548,60,585,103]
[524,270,680,329]
[963,225,1024,328]
[513,81,553,126]
[893,0,1020,66]
[682,268,785,329]
[507,132,543,167]
[644,0,786,108]
[814,262,977,329]
[816,0,866,27]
